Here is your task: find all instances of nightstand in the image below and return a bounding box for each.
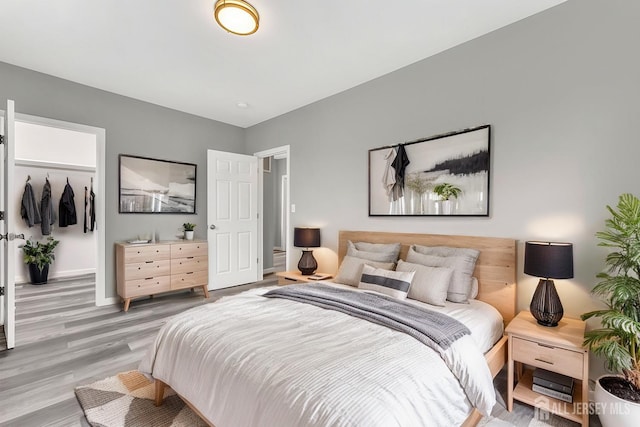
[506,311,588,426]
[275,270,333,285]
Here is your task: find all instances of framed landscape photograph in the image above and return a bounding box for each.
[368,125,490,217]
[119,154,197,213]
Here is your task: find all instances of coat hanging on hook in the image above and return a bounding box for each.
[21,178,41,227]
[40,179,56,235]
[59,179,77,227]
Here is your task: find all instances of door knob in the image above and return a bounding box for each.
[210,225,216,230]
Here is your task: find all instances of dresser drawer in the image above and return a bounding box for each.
[171,242,208,258]
[123,276,171,298]
[171,270,208,290]
[512,336,584,379]
[171,256,208,274]
[124,245,170,263]
[125,259,171,280]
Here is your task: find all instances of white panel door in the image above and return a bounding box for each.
[207,150,258,289]
[1,100,16,349]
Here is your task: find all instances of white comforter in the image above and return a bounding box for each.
[139,287,496,427]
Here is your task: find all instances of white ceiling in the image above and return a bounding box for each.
[0,0,566,128]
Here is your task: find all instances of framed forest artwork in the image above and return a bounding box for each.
[368,125,490,216]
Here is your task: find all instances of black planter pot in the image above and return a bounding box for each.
[28,264,49,285]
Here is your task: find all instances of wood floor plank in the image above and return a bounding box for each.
[0,274,277,425]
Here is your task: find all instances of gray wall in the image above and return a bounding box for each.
[245,0,640,380]
[0,62,244,298]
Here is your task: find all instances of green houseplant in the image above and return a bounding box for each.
[433,183,462,215]
[581,193,640,425]
[183,223,196,240]
[22,236,60,285]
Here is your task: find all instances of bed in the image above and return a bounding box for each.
[140,230,517,427]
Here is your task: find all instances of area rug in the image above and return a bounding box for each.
[75,370,207,426]
[77,370,557,427]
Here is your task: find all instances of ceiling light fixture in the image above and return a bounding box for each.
[214,0,259,36]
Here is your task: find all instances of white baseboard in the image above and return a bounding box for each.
[263,267,275,274]
[16,267,96,284]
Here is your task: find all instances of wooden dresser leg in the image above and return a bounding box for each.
[123,298,131,312]
[155,379,166,406]
[202,285,210,299]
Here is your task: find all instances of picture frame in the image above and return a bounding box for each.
[119,154,197,214]
[368,125,490,217]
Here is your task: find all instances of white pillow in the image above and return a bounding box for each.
[335,255,395,287]
[346,240,401,263]
[396,260,453,306]
[406,246,479,303]
[358,264,414,300]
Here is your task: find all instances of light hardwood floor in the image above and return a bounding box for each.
[0,274,277,426]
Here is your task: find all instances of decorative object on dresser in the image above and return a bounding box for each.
[182,222,196,240]
[505,310,589,427]
[21,236,59,285]
[524,241,574,327]
[581,193,640,427]
[115,240,209,312]
[293,227,321,275]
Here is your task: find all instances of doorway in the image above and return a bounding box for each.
[254,145,290,276]
[1,106,105,350]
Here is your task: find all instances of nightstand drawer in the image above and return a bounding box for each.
[512,336,584,379]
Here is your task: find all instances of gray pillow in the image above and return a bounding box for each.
[406,246,479,303]
[396,260,453,306]
[334,255,395,287]
[346,240,401,263]
[358,264,414,300]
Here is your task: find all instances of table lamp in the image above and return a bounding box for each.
[524,241,574,327]
[294,227,321,275]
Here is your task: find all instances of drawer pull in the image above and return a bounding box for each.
[187,256,194,259]
[186,272,194,275]
[145,277,154,280]
[537,343,555,349]
[534,358,554,365]
[145,261,154,264]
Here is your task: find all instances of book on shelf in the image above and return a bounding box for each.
[532,383,573,403]
[533,368,574,395]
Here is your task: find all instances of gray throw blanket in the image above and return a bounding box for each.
[263,283,470,350]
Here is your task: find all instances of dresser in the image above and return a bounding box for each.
[116,240,209,311]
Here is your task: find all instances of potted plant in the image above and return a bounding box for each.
[405,173,432,214]
[183,223,196,240]
[433,183,462,215]
[581,193,640,426]
[21,236,60,285]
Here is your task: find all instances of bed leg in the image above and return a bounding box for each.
[154,379,166,406]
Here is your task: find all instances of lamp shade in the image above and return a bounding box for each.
[294,228,321,248]
[524,241,574,279]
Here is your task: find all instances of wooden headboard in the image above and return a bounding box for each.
[338,230,517,324]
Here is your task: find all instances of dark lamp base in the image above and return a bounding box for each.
[530,279,564,328]
[298,250,318,276]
